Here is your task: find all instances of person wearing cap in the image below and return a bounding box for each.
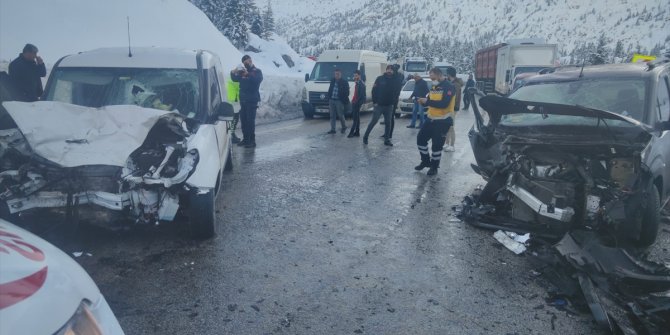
[363,65,401,146]
[415,67,456,176]
[231,55,263,148]
[227,65,244,144]
[8,43,47,102]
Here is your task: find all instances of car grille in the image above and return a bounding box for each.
[309,92,330,106]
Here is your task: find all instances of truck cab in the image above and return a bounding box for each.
[403,56,430,78]
[301,50,387,118]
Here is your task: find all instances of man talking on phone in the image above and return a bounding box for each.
[9,43,47,102]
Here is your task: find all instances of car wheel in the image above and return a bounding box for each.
[224,144,233,172]
[637,184,660,246]
[189,189,215,239]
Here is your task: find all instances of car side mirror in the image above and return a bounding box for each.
[657,121,670,132]
[305,73,309,82]
[216,102,235,121]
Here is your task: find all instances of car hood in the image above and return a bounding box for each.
[479,95,653,134]
[0,219,99,334]
[2,101,186,168]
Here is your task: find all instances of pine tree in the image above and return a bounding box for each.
[249,6,264,36]
[613,40,625,63]
[190,0,226,32]
[590,33,610,65]
[222,0,248,49]
[262,0,275,40]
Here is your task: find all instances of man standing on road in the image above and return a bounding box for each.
[8,43,46,102]
[444,67,463,152]
[327,68,349,134]
[415,67,455,175]
[407,74,430,128]
[347,70,366,138]
[231,55,263,148]
[462,74,475,111]
[363,65,399,146]
[387,64,404,139]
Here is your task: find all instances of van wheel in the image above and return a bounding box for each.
[224,144,233,172]
[637,184,660,246]
[189,189,215,239]
[303,109,314,119]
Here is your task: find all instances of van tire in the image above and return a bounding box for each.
[189,189,216,239]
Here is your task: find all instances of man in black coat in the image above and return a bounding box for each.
[8,44,46,102]
[327,68,349,134]
[231,55,263,148]
[363,65,401,146]
[347,70,366,138]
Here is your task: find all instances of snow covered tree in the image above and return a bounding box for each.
[222,0,248,49]
[262,0,275,40]
[612,40,625,63]
[190,0,226,32]
[249,6,264,36]
[590,33,610,65]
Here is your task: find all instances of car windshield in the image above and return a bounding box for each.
[403,80,415,91]
[405,62,427,72]
[504,78,648,127]
[45,67,201,118]
[309,62,358,81]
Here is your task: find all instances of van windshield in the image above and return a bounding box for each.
[45,67,201,118]
[309,62,358,81]
[405,62,427,72]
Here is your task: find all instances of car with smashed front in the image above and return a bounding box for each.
[463,58,670,246]
[0,47,234,238]
[0,218,124,334]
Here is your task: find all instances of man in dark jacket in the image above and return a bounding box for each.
[384,64,404,139]
[327,68,349,134]
[8,44,46,102]
[407,74,430,128]
[231,55,263,148]
[347,70,366,138]
[363,65,401,146]
[462,74,475,110]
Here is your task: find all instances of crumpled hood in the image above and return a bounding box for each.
[2,101,185,168]
[480,95,652,130]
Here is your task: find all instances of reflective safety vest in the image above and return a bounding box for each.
[226,77,240,103]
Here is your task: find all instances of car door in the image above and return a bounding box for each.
[652,71,670,204]
[209,67,228,171]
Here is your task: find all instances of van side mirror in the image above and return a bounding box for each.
[216,102,235,121]
[305,73,309,82]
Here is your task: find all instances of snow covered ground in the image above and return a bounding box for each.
[0,0,313,120]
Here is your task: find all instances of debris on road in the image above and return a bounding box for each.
[493,230,527,255]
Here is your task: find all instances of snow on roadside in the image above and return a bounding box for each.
[0,0,310,121]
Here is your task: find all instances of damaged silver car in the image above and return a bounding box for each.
[463,60,670,246]
[0,47,234,238]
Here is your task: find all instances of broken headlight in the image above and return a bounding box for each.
[609,158,637,189]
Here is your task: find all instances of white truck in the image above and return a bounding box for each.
[403,56,430,77]
[302,50,387,118]
[475,39,558,95]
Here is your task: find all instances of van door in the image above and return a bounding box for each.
[209,67,227,170]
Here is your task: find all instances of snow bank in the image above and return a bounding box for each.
[0,0,309,120]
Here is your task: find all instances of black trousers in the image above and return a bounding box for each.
[417,117,453,168]
[240,101,258,142]
[349,102,363,135]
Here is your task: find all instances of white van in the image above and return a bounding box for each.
[302,50,387,118]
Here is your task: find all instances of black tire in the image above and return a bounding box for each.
[303,108,314,119]
[224,144,233,172]
[189,189,215,239]
[638,184,661,246]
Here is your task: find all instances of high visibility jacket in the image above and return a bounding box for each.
[226,77,240,103]
[425,79,456,120]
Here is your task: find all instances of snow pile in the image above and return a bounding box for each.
[0,0,310,120]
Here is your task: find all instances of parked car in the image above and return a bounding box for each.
[0,47,234,239]
[0,218,124,334]
[398,78,434,116]
[463,58,670,246]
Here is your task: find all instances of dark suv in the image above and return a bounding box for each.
[465,57,670,246]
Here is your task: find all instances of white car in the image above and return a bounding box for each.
[398,78,433,115]
[0,218,124,334]
[0,47,234,238]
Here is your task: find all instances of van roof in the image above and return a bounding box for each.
[57,47,206,69]
[318,49,386,62]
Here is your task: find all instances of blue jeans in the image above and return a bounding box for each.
[409,101,425,127]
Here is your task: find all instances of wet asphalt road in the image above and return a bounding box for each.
[28,108,657,335]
